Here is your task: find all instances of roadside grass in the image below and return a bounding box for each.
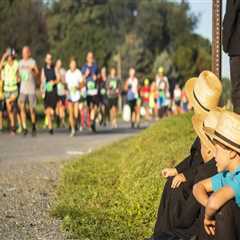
[52,113,195,240]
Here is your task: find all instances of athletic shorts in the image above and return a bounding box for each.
[18,93,37,108]
[87,95,99,107]
[58,95,66,105]
[4,90,18,100]
[175,100,181,107]
[0,100,4,112]
[128,99,137,114]
[108,98,118,109]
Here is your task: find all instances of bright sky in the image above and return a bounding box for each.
[187,0,229,78]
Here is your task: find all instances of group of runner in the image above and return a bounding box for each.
[0,46,188,136]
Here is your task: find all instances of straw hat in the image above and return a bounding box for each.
[185,71,222,115]
[204,111,240,153]
[192,108,223,152]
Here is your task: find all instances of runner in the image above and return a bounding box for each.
[140,78,151,121]
[98,67,108,127]
[1,49,19,135]
[81,52,99,132]
[125,67,139,128]
[149,81,158,120]
[65,58,83,137]
[156,67,170,118]
[79,78,89,131]
[107,67,121,129]
[55,59,67,128]
[173,84,182,115]
[18,46,39,136]
[40,53,59,135]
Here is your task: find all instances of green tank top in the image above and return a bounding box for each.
[3,61,19,92]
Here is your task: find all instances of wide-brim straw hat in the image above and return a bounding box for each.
[204,111,240,154]
[192,108,223,153]
[185,71,222,116]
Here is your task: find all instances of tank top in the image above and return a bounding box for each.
[44,65,57,93]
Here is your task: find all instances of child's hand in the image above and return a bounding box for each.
[171,173,186,189]
[162,168,178,178]
[204,216,216,236]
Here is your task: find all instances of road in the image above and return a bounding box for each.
[0,122,147,240]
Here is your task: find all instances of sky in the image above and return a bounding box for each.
[187,0,229,78]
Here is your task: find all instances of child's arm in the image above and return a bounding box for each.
[193,178,212,207]
[205,186,235,219]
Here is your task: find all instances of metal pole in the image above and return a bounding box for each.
[212,0,222,79]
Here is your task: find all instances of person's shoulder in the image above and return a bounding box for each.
[29,58,36,64]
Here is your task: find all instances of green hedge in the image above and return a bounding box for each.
[52,113,195,239]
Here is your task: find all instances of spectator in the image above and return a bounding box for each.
[223,1,240,114]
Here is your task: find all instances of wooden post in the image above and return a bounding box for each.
[212,0,222,79]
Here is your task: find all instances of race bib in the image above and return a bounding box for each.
[87,81,96,90]
[20,70,29,82]
[110,80,117,89]
[101,89,106,95]
[46,82,53,92]
[70,86,77,95]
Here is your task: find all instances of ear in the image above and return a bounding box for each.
[229,150,238,160]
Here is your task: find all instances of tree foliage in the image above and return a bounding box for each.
[0,0,212,85]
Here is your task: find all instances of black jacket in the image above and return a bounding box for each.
[223,0,240,55]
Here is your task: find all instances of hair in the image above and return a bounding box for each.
[213,138,239,156]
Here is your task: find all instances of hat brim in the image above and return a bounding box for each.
[209,132,240,154]
[184,77,209,116]
[192,114,215,154]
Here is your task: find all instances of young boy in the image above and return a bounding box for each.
[193,111,240,240]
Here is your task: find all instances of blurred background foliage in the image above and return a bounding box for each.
[0,0,216,87]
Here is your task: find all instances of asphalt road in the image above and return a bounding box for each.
[0,122,146,166]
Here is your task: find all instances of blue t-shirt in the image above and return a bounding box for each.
[81,63,99,96]
[211,166,240,207]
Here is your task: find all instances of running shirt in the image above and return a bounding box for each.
[81,63,98,96]
[65,69,83,102]
[19,58,37,95]
[107,77,120,98]
[57,68,66,97]
[2,60,19,92]
[126,77,138,99]
[141,86,150,103]
[174,88,182,102]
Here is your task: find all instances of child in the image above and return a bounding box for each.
[193,111,240,240]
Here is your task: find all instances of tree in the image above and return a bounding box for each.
[0,0,49,61]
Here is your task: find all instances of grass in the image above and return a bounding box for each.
[52,113,196,240]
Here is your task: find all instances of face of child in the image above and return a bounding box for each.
[215,143,232,172]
